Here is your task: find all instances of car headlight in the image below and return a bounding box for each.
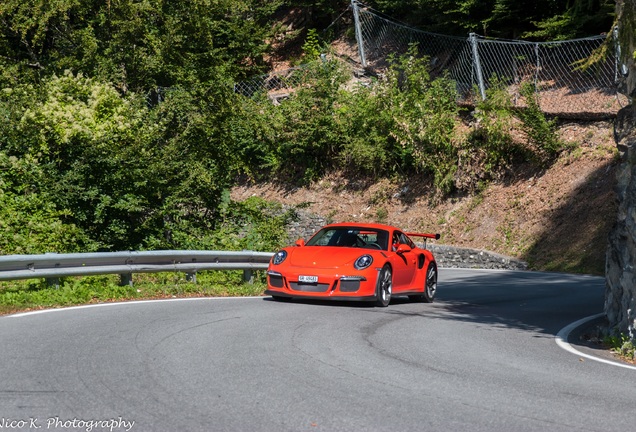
[272,250,288,265]
[354,254,373,270]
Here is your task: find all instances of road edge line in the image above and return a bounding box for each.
[5,296,265,319]
[555,313,636,371]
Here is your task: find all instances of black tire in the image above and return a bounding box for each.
[409,263,437,303]
[375,265,392,307]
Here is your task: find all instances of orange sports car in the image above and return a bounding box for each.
[266,222,439,307]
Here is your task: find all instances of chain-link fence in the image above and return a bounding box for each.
[353,1,626,118]
[235,0,627,118]
[233,65,315,100]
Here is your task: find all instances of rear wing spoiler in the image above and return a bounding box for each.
[406,232,440,240]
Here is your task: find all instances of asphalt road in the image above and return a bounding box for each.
[1,269,634,432]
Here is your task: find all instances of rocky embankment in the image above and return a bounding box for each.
[605,105,636,337]
[604,0,636,339]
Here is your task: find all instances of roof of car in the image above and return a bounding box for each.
[322,222,398,231]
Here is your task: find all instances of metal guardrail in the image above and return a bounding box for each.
[0,250,275,286]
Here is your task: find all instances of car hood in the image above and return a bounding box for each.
[287,246,380,270]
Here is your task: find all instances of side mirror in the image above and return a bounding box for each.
[396,243,411,254]
[295,239,306,247]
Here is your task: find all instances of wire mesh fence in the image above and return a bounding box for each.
[233,65,314,99]
[234,0,627,119]
[352,1,626,118]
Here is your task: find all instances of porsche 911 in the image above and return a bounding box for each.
[266,222,439,307]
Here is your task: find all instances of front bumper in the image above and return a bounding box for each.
[266,269,377,300]
[264,289,375,302]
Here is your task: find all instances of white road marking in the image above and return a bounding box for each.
[555,313,636,371]
[5,296,265,318]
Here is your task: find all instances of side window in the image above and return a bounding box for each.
[395,232,415,249]
[401,233,416,249]
[392,233,400,251]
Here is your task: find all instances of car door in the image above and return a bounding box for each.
[389,231,417,290]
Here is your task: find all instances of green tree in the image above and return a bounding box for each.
[368,0,614,40]
[0,0,285,91]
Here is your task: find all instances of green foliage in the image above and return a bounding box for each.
[336,85,396,175]
[247,60,352,184]
[605,333,636,362]
[1,70,267,253]
[161,195,299,252]
[517,82,565,163]
[382,46,459,193]
[0,80,98,254]
[302,28,323,60]
[459,77,565,191]
[523,0,615,40]
[467,77,516,175]
[0,0,285,91]
[368,0,614,40]
[236,47,459,191]
[12,71,159,249]
[0,153,97,254]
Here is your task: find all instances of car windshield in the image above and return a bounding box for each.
[306,227,389,250]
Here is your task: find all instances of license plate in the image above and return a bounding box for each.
[298,275,318,283]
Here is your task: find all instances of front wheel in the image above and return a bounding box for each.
[375,265,392,307]
[409,263,437,303]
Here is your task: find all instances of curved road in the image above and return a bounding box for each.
[1,269,634,432]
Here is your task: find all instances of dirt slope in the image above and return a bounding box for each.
[232,121,618,275]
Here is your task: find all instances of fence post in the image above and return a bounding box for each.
[614,25,629,82]
[469,33,486,100]
[534,42,540,89]
[351,0,368,68]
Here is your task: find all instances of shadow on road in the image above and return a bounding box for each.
[396,269,605,337]
[263,269,605,337]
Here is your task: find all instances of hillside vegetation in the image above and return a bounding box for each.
[0,1,618,276]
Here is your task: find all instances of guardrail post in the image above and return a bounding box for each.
[186,272,197,283]
[243,269,254,284]
[46,277,60,289]
[120,273,133,287]
[44,254,60,289]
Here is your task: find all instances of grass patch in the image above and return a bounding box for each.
[0,271,267,315]
[604,333,636,364]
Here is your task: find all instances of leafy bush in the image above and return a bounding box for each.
[460,78,517,191]
[247,46,460,191]
[0,0,285,92]
[458,78,566,192]
[245,60,352,184]
[12,71,159,250]
[335,81,396,175]
[517,82,565,163]
[0,153,97,254]
[152,195,299,252]
[605,333,636,362]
